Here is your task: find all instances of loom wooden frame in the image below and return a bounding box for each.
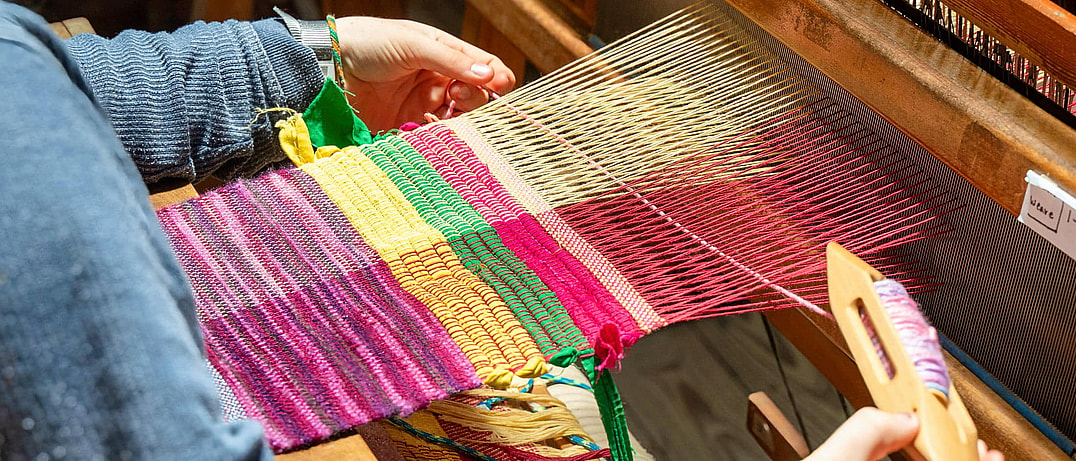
[724,0,1076,218]
[718,0,1076,459]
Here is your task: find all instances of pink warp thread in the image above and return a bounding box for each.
[403,123,647,369]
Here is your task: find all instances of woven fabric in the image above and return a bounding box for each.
[445,118,665,335]
[157,167,479,452]
[366,132,591,367]
[405,124,642,352]
[298,144,549,387]
[437,120,661,365]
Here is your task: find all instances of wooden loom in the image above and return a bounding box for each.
[133,0,1076,459]
[459,1,1076,460]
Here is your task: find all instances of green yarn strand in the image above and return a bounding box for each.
[584,356,634,461]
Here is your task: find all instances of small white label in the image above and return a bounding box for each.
[1018,170,1076,260]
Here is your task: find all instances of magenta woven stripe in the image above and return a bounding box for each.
[157,168,479,452]
[403,124,646,368]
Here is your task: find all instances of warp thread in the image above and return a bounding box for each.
[425,121,649,369]
[446,117,666,336]
[369,132,592,367]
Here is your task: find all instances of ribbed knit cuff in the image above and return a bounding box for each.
[251,19,324,113]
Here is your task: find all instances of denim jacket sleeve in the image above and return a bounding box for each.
[65,19,324,187]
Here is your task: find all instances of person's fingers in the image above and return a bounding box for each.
[403,22,517,93]
[806,408,919,461]
[402,37,494,83]
[447,81,489,112]
[977,439,1006,461]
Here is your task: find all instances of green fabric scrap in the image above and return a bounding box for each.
[302,78,373,148]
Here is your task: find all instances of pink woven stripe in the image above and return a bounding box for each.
[443,119,666,334]
[401,128,609,343]
[201,188,422,433]
[157,167,480,452]
[405,123,655,370]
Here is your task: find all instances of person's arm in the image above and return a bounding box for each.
[64,19,324,187]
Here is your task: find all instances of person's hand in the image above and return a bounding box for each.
[805,407,1003,461]
[333,17,517,132]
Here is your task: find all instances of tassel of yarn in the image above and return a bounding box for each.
[429,388,597,457]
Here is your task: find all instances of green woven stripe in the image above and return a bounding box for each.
[583,357,633,461]
[387,136,590,352]
[368,135,591,362]
[365,141,555,355]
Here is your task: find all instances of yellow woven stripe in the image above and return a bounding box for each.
[300,145,547,386]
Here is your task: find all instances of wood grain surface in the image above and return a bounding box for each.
[463,0,593,73]
[724,0,1076,217]
[942,0,1076,91]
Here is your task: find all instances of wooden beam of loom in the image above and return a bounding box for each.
[941,0,1076,92]
[190,0,255,22]
[463,0,594,74]
[48,17,94,39]
[717,0,1075,454]
[711,0,1076,457]
[724,0,1076,217]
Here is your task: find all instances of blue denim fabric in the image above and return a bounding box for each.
[0,4,272,460]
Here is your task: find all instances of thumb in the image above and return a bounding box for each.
[807,408,919,461]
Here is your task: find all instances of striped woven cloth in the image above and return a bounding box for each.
[157,168,479,452]
[297,144,549,387]
[367,132,592,367]
[414,122,651,369]
[444,118,664,336]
